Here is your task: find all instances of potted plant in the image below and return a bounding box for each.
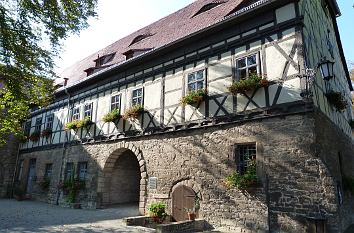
[29,131,40,142]
[123,105,144,120]
[228,73,269,96]
[103,109,121,122]
[41,128,52,138]
[184,197,200,221]
[38,177,50,190]
[180,89,207,106]
[224,160,258,190]
[13,185,26,201]
[325,91,347,112]
[60,178,85,204]
[148,202,167,224]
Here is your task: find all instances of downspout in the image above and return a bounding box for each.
[56,78,70,205]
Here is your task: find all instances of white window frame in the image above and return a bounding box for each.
[45,114,54,130]
[235,52,261,80]
[132,88,143,106]
[35,117,42,132]
[111,94,121,111]
[84,103,93,120]
[186,69,205,93]
[72,107,80,121]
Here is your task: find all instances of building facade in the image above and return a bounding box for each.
[7,0,354,232]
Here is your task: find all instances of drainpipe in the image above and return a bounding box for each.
[56,78,70,205]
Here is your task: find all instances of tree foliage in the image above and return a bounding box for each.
[0,0,97,144]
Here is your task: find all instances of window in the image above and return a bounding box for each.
[72,107,80,120]
[84,103,93,120]
[111,94,121,111]
[35,117,42,132]
[235,144,256,175]
[129,34,153,46]
[95,53,115,67]
[77,162,88,181]
[44,163,53,179]
[65,163,74,180]
[192,2,224,18]
[17,160,24,181]
[45,114,54,130]
[236,53,259,80]
[24,121,31,137]
[132,88,143,106]
[187,70,204,92]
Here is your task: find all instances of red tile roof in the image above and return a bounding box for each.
[59,0,247,85]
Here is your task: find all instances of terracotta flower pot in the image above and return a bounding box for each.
[188,213,196,221]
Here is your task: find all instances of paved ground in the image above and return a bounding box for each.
[0,199,155,233]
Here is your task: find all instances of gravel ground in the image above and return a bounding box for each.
[0,199,155,233]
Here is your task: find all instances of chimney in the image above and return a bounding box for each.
[63,78,69,87]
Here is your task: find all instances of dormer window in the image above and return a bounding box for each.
[129,34,153,46]
[192,1,225,18]
[123,48,152,60]
[94,53,115,67]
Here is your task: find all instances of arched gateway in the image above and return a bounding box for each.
[97,143,147,214]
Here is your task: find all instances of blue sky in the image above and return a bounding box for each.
[55,0,353,72]
[337,0,354,66]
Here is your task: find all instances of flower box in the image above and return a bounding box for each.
[103,109,121,122]
[228,74,269,96]
[29,131,40,142]
[325,91,347,112]
[41,128,52,138]
[180,89,207,106]
[123,105,144,120]
[65,117,93,130]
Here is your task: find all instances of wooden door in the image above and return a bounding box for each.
[172,185,197,221]
[26,159,36,193]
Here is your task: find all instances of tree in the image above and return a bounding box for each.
[0,0,97,144]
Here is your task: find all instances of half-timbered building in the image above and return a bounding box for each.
[8,0,354,232]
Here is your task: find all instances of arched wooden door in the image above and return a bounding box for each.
[172,185,197,221]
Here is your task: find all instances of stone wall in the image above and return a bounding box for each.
[314,110,354,233]
[0,136,18,198]
[18,112,353,232]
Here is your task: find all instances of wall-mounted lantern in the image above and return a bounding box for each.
[318,59,335,80]
[300,59,335,99]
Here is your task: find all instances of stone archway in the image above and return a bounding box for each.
[98,143,147,214]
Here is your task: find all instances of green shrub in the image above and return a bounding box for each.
[225,161,258,190]
[103,109,121,122]
[180,89,206,106]
[326,91,347,112]
[38,177,51,190]
[148,202,167,223]
[228,74,269,95]
[123,105,144,120]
